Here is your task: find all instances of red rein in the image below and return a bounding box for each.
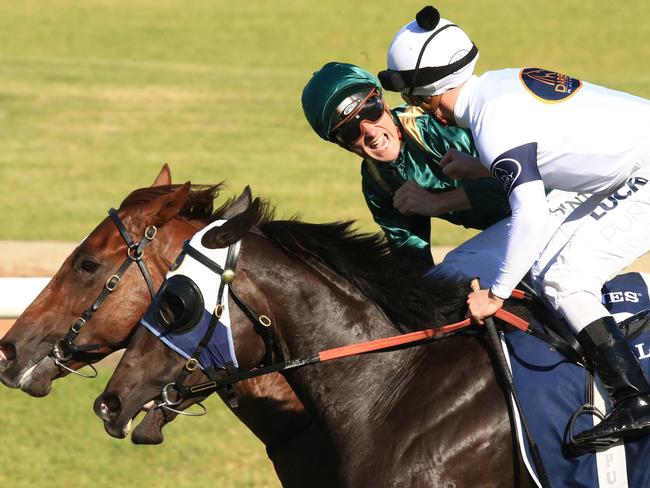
[318,290,530,363]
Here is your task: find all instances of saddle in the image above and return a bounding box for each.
[493,272,650,488]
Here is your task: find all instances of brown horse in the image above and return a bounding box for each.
[0,166,338,488]
[96,196,533,487]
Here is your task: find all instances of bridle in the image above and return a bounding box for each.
[154,229,476,416]
[152,228,475,416]
[50,208,158,378]
[155,233,278,416]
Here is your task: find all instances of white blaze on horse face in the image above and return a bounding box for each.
[17,363,39,390]
[142,400,156,411]
[123,418,133,437]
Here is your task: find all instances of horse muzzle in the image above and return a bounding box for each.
[0,339,58,395]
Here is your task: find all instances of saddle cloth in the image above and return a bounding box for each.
[506,271,650,488]
[424,192,650,487]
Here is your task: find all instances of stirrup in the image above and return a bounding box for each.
[566,404,621,456]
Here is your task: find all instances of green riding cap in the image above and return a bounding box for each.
[301,62,382,140]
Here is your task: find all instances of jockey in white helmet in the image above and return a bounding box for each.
[380,5,650,447]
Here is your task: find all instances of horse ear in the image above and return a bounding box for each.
[149,182,191,226]
[221,186,252,220]
[151,163,172,187]
[201,198,260,249]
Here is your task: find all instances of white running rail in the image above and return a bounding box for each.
[0,277,51,318]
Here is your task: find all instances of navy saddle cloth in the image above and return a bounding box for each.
[507,272,650,487]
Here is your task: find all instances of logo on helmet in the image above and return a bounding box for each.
[520,68,582,103]
[342,100,361,117]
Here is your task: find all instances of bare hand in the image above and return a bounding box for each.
[393,180,438,216]
[466,289,504,325]
[440,149,490,180]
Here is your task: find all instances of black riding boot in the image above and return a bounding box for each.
[574,316,650,444]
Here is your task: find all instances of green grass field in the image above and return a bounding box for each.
[0,367,280,487]
[2,0,649,244]
[2,1,650,486]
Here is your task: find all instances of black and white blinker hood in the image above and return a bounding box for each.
[141,220,239,371]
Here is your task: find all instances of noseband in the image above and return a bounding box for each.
[50,208,158,377]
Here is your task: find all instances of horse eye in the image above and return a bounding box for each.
[77,257,101,274]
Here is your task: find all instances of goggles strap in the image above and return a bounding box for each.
[378,24,478,93]
[409,23,455,95]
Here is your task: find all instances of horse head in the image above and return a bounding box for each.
[93,194,275,439]
[0,164,217,399]
[94,207,453,431]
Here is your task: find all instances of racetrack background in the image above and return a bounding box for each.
[2,1,650,486]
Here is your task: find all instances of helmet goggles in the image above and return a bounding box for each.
[329,90,385,145]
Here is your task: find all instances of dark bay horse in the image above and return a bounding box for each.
[0,166,337,487]
[96,196,532,487]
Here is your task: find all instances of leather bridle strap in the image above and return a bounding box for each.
[51,208,158,363]
[173,288,582,401]
[229,286,276,368]
[171,239,244,393]
[109,208,157,297]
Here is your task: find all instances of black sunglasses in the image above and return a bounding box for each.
[331,95,385,145]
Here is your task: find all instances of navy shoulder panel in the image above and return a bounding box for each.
[519,68,582,103]
[490,142,540,196]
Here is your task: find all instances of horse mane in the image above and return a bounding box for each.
[118,183,224,222]
[120,185,468,331]
[258,220,470,333]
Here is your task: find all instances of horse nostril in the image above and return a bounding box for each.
[100,393,122,420]
[0,343,16,362]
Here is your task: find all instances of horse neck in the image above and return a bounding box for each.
[239,236,518,486]
[241,237,438,435]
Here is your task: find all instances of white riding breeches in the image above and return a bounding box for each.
[539,167,650,333]
[430,176,650,334]
[430,189,597,288]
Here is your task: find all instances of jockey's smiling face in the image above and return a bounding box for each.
[328,89,401,164]
[343,109,401,163]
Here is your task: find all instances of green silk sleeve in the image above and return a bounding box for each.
[419,113,478,160]
[361,162,433,266]
[414,110,511,229]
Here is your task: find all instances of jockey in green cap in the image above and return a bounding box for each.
[301,61,510,265]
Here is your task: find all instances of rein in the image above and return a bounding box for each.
[155,232,581,418]
[166,285,571,403]
[50,208,158,377]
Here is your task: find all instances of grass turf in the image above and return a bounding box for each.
[0,368,280,488]
[2,0,648,244]
[2,1,650,485]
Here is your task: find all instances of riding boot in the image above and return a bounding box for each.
[574,316,650,444]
